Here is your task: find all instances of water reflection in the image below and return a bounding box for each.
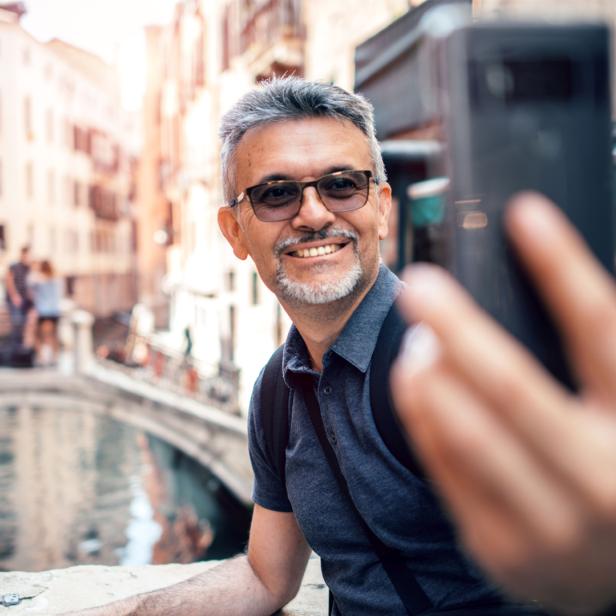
[0,405,250,572]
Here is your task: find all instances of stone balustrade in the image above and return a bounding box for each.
[0,556,327,614]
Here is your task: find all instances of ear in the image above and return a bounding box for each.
[376,182,392,240]
[218,207,249,260]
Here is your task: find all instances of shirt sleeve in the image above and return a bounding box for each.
[248,369,293,513]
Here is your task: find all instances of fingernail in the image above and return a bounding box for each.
[400,265,448,318]
[507,192,561,237]
[398,323,441,374]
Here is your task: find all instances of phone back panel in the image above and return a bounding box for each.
[441,23,613,388]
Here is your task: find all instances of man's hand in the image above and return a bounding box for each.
[391,193,616,615]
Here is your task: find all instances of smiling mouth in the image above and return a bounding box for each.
[288,243,347,258]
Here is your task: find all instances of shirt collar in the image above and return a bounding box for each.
[330,264,402,372]
[282,264,402,381]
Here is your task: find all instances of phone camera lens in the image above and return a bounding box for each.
[485,63,514,99]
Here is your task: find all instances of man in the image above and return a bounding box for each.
[392,193,616,616]
[5,245,33,348]
[76,78,536,616]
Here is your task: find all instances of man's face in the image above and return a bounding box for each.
[218,117,391,308]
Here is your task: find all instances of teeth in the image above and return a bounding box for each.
[293,244,342,258]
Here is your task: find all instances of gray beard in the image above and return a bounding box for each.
[274,229,364,306]
[276,259,364,305]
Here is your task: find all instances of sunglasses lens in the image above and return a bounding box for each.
[318,171,369,212]
[250,182,302,221]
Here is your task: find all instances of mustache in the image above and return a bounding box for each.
[274,229,358,257]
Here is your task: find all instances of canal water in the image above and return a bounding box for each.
[0,404,251,572]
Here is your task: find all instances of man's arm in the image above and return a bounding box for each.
[69,505,311,616]
[391,193,616,615]
[5,268,21,306]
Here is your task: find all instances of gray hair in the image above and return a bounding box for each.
[218,77,386,204]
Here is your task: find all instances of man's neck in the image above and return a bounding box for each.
[281,276,378,372]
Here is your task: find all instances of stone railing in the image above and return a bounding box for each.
[0,555,327,615]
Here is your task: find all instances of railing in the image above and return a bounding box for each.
[0,306,243,415]
[95,334,242,416]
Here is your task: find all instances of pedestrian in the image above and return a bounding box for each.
[4,245,34,349]
[29,259,62,366]
[73,78,551,616]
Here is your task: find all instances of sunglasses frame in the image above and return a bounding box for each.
[229,169,377,222]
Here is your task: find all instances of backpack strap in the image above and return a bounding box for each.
[370,301,426,478]
[259,349,336,615]
[300,376,433,615]
[260,345,290,483]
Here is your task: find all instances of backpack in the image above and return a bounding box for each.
[260,301,425,484]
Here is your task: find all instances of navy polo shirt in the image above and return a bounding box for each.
[248,265,502,615]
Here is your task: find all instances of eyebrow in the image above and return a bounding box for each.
[254,165,358,186]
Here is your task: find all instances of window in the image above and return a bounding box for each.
[64,175,71,205]
[25,162,34,199]
[23,96,32,139]
[226,270,235,292]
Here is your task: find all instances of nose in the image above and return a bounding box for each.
[290,186,336,232]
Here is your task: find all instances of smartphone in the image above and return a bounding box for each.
[436,22,613,389]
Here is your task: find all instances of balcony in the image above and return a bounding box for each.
[89,185,120,222]
[230,0,305,80]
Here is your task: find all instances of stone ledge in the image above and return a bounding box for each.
[0,557,327,615]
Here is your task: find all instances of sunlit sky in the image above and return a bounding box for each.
[19,0,180,109]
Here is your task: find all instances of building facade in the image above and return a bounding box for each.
[0,5,137,317]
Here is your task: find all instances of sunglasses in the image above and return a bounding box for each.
[229,169,377,222]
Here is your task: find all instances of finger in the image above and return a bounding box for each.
[398,264,574,442]
[392,347,616,613]
[396,266,616,495]
[506,193,616,403]
[391,339,579,551]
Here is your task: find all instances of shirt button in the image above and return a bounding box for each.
[329,431,337,445]
[323,385,333,395]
